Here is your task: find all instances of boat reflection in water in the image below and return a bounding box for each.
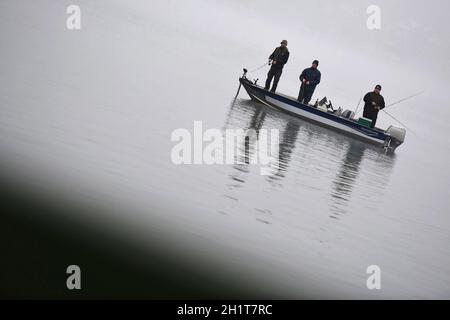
[222,98,396,220]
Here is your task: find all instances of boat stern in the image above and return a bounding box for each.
[385,125,406,150]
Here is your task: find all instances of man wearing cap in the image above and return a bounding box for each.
[264,40,290,92]
[298,60,321,104]
[363,85,385,128]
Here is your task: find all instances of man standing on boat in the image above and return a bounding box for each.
[264,40,290,92]
[363,84,385,128]
[298,60,321,105]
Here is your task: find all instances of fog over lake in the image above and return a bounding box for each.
[1,0,449,298]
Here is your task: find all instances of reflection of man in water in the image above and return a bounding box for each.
[363,84,385,128]
[329,141,365,218]
[264,40,290,93]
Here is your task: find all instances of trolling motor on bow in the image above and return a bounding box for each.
[242,68,248,79]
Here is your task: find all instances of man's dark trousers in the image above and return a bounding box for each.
[298,85,314,104]
[363,109,378,128]
[265,67,282,92]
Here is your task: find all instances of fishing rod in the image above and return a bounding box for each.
[298,83,305,103]
[247,61,270,74]
[381,90,423,136]
[354,97,362,115]
[385,91,424,109]
[381,109,417,136]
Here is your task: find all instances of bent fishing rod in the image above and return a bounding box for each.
[381,91,423,135]
[381,108,417,136]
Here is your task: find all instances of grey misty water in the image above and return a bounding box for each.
[0,0,449,298]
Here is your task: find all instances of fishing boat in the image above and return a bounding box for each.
[238,70,406,152]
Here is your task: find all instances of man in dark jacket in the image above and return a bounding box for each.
[298,60,321,104]
[264,40,290,92]
[363,84,385,128]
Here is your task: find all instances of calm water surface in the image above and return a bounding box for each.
[1,0,449,298]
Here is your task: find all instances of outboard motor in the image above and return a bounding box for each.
[341,109,355,119]
[385,125,406,150]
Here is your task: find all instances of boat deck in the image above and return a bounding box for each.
[248,81,386,133]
